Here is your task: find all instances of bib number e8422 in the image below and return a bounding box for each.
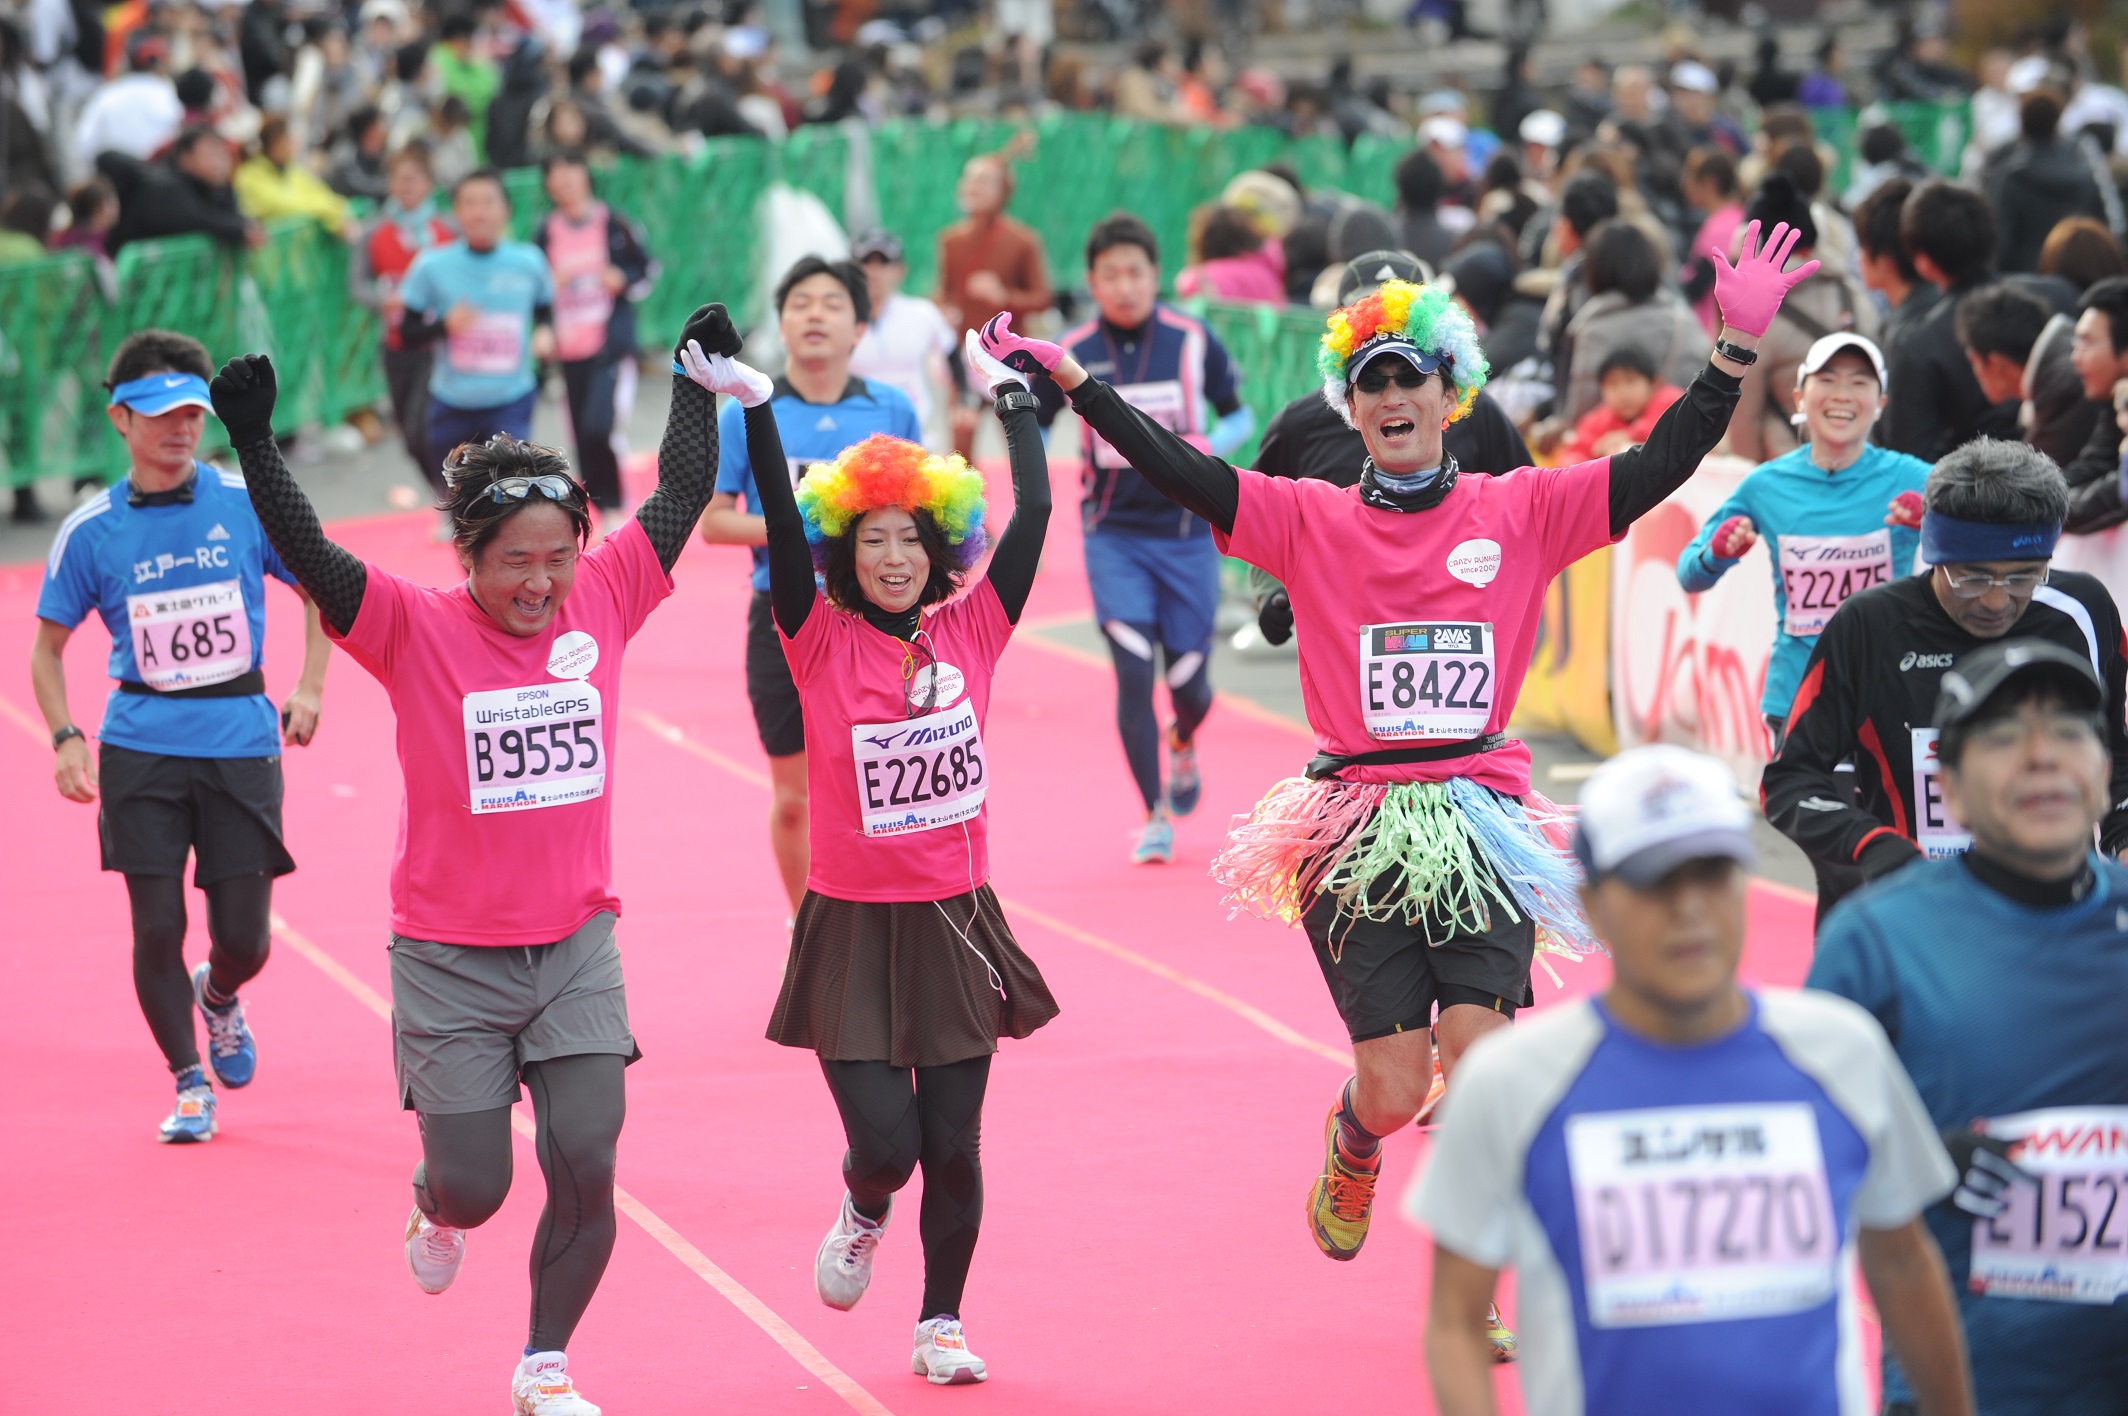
[1359,621,1495,740]
[462,682,605,814]
[1911,728,1971,859]
[126,578,252,690]
[851,698,986,837]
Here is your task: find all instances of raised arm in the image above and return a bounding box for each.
[964,331,1052,623]
[636,304,738,573]
[209,355,368,636]
[679,347,812,635]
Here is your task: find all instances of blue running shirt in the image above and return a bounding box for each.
[37,464,298,757]
[399,240,555,410]
[1407,990,1953,1416]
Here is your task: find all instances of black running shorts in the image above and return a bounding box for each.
[98,743,294,884]
[745,589,805,759]
[1303,885,1533,1044]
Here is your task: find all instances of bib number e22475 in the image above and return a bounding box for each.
[126,578,251,691]
[1566,1102,1839,1328]
[1359,622,1495,740]
[1911,728,1971,858]
[1778,531,1892,637]
[1970,1106,2128,1304]
[462,682,605,814]
[851,698,986,837]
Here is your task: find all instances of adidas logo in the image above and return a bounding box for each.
[815,414,837,431]
[206,524,230,541]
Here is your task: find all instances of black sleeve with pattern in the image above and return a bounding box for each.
[634,375,719,574]
[233,438,367,636]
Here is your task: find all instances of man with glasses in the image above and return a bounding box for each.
[1764,440,2128,924]
[1809,639,2128,1414]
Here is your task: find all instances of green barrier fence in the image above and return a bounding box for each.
[0,102,1972,489]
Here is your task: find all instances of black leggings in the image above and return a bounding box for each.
[126,872,274,1073]
[821,1055,991,1322]
[1105,623,1214,812]
[412,1053,625,1352]
[561,355,624,511]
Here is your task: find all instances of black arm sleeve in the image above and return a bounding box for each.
[398,305,443,351]
[233,438,368,637]
[634,376,718,573]
[1064,378,1240,535]
[741,402,817,637]
[986,403,1052,623]
[1605,365,1745,535]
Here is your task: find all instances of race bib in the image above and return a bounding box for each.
[462,682,605,814]
[851,698,986,837]
[126,579,251,690]
[1090,379,1202,469]
[1911,728,1971,858]
[1359,621,1495,740]
[552,276,615,362]
[446,309,526,376]
[1779,531,1893,637]
[1970,1107,2128,1304]
[1567,1102,1840,1327]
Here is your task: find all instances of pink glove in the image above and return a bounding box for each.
[979,312,1065,380]
[1885,490,1925,529]
[1712,221,1822,338]
[1710,515,1759,560]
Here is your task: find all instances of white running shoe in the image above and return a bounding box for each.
[815,1193,890,1311]
[911,1316,988,1385]
[403,1206,465,1294]
[512,1351,600,1415]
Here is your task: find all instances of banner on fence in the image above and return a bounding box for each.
[1511,546,1619,757]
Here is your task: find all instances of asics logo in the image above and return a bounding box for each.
[1900,652,1954,671]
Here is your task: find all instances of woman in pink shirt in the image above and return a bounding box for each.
[683,333,1056,1386]
[205,303,736,1416]
[979,225,1816,1354]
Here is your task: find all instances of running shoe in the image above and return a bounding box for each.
[1486,1304,1518,1363]
[910,1316,988,1385]
[1166,724,1202,817]
[1306,1106,1379,1261]
[158,1074,217,1144]
[815,1193,890,1311]
[191,962,256,1088]
[512,1351,600,1415]
[1413,1049,1448,1128]
[1132,812,1175,865]
[404,1206,466,1295]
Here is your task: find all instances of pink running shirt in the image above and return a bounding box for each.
[330,518,673,945]
[784,579,1014,902]
[1218,462,1614,795]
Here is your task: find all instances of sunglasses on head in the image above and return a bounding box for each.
[1352,360,1440,395]
[481,474,584,506]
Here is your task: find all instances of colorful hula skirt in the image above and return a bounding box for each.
[1210,775,1602,963]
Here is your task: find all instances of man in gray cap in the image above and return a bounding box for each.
[1811,638,2128,1415]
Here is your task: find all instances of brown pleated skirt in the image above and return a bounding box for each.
[766,885,1060,1068]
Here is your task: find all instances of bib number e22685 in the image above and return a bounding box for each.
[1566,1102,1839,1328]
[1359,621,1495,740]
[1970,1106,2128,1304]
[851,698,986,837]
[1911,728,1971,859]
[462,682,605,814]
[126,578,251,690]
[1779,531,1892,637]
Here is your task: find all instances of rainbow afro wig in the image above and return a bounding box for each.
[1317,279,1489,430]
[795,434,989,571]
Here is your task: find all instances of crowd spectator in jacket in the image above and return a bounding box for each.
[1557,217,1708,425]
[2059,277,2128,532]
[432,13,497,155]
[1854,177,1938,354]
[1882,181,2013,460]
[1392,146,1472,271]
[233,114,354,239]
[1955,283,2052,421]
[325,103,390,200]
[1680,147,1743,337]
[1175,205,1284,306]
[100,125,261,253]
[1988,89,2112,275]
[351,141,454,477]
[72,32,179,169]
[1555,345,1682,463]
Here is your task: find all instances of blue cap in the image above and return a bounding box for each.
[109,372,214,416]
[1349,337,1445,381]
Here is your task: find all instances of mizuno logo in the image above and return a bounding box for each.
[862,732,902,750]
[206,524,229,541]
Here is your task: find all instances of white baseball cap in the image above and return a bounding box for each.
[1572,745,1755,888]
[1670,60,1719,94]
[1518,109,1567,148]
[1419,116,1468,150]
[1794,331,1888,391]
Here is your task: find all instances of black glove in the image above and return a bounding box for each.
[1942,1126,2031,1219]
[209,353,278,449]
[676,302,741,361]
[1258,588,1294,646]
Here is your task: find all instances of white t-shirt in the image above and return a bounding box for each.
[850,292,958,426]
[74,74,184,168]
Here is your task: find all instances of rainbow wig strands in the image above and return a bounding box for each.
[795,433,989,571]
[1317,279,1489,430]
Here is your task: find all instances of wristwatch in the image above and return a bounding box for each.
[1713,338,1759,367]
[52,724,84,750]
[993,389,1040,414]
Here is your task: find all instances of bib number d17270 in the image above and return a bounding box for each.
[462,682,605,814]
[1359,621,1495,740]
[851,698,987,837]
[1566,1102,1839,1328]
[126,578,252,691]
[1970,1106,2128,1304]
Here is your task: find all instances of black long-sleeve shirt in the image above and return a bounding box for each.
[237,375,718,635]
[2061,408,2127,535]
[747,395,1053,640]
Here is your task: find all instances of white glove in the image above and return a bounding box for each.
[963,327,1027,395]
[679,340,775,407]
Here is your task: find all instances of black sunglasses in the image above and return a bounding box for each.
[1353,362,1438,395]
[482,474,584,506]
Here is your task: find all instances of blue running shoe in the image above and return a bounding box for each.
[1166,724,1202,817]
[159,1068,217,1144]
[192,962,257,1088]
[1132,812,1175,865]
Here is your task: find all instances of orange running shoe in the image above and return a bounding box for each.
[1486,1303,1518,1362]
[1307,1106,1381,1260]
[1414,1049,1448,1127]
